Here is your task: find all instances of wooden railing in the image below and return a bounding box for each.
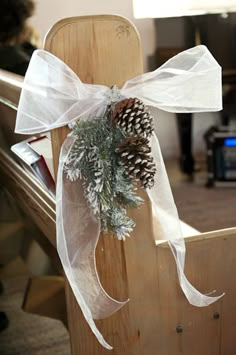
[0,69,66,327]
[0,69,56,246]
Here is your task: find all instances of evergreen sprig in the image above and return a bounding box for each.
[64,114,144,240]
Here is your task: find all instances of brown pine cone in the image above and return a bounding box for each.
[112,98,154,138]
[116,136,156,189]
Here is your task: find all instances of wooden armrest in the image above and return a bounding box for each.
[0,148,56,247]
[0,69,23,107]
[156,226,236,247]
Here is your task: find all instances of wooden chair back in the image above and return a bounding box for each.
[44,14,159,354]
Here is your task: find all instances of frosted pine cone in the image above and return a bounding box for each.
[116,137,156,189]
[112,98,154,138]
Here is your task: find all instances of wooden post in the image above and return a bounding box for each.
[43,15,158,354]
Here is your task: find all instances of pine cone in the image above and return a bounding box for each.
[112,98,154,138]
[116,137,156,189]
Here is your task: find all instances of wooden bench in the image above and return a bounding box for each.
[0,69,56,254]
[1,14,236,355]
[0,69,64,320]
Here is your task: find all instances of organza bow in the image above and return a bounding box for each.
[15,45,224,350]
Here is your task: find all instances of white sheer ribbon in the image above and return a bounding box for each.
[15,45,224,349]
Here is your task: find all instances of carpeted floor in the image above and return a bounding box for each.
[172,181,236,233]
[0,276,70,355]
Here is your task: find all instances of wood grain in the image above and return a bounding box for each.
[44,15,143,176]
[44,15,150,355]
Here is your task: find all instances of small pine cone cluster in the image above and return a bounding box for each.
[112,98,154,138]
[116,137,156,189]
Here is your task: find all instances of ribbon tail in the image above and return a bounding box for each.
[168,238,225,306]
[148,133,224,306]
[56,136,128,349]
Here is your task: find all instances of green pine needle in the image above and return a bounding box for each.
[64,114,144,240]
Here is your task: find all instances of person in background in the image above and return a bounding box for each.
[21,24,41,57]
[0,0,37,76]
[0,0,38,333]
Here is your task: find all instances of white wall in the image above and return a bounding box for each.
[31,0,217,159]
[32,0,156,71]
